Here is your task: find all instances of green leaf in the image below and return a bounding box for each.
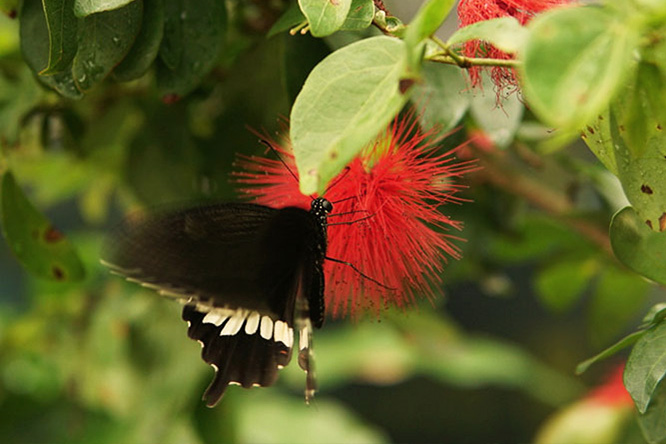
[20,0,83,99]
[156,0,226,98]
[610,206,666,285]
[625,321,666,413]
[74,0,135,17]
[576,330,645,375]
[520,6,639,131]
[469,71,524,148]
[534,257,598,313]
[638,377,666,444]
[609,117,666,231]
[447,17,527,54]
[267,1,305,38]
[72,0,143,91]
[0,171,85,282]
[298,0,351,37]
[404,0,455,47]
[40,0,78,75]
[643,304,666,328]
[613,63,666,159]
[290,36,409,195]
[581,111,618,175]
[339,0,373,31]
[412,62,470,133]
[112,0,164,82]
[0,0,19,16]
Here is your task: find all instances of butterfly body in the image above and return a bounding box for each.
[102,198,332,406]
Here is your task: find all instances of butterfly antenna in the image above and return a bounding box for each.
[258,138,301,187]
[325,167,351,194]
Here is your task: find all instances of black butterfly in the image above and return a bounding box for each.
[101,197,332,406]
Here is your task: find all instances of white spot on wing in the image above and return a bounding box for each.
[203,311,228,326]
[220,309,248,336]
[245,311,261,335]
[299,326,309,351]
[260,316,274,340]
[274,320,293,347]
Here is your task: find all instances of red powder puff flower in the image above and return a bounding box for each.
[457,0,570,92]
[588,364,633,407]
[233,113,477,318]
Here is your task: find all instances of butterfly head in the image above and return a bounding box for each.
[311,197,333,215]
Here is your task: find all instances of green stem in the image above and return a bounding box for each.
[429,36,520,69]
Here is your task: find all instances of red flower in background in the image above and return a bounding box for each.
[234,114,477,318]
[587,365,633,407]
[457,0,570,92]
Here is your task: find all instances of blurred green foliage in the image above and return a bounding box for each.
[0,1,664,443]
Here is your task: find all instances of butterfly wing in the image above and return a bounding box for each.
[102,202,324,406]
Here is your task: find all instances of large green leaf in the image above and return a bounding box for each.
[520,6,638,132]
[40,0,78,74]
[625,320,666,413]
[610,206,666,285]
[298,0,351,37]
[112,0,164,82]
[0,171,85,282]
[447,16,527,54]
[290,36,409,195]
[156,0,226,98]
[72,0,143,91]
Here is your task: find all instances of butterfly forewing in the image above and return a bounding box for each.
[102,201,328,405]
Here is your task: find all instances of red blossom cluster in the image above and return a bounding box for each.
[457,0,570,92]
[234,114,477,318]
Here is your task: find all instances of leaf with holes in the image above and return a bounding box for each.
[0,172,85,282]
[290,36,410,195]
[611,116,666,232]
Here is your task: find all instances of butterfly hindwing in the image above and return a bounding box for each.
[102,201,328,405]
[182,305,293,406]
